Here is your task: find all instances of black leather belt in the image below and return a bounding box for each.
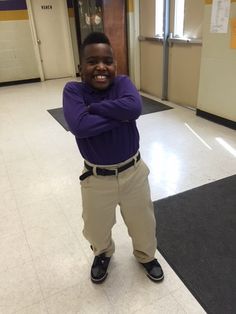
[79,153,141,181]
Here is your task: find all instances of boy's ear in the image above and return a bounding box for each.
[78,65,84,80]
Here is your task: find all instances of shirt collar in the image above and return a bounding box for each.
[81,80,115,95]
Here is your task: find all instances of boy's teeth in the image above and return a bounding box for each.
[95,75,107,81]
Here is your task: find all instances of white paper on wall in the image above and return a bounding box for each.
[210,0,231,33]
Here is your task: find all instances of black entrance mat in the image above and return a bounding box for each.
[48,107,69,131]
[141,95,172,115]
[154,175,236,314]
[47,96,172,131]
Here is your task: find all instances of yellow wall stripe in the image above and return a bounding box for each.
[127,0,134,13]
[0,10,28,21]
[205,0,236,3]
[68,8,74,18]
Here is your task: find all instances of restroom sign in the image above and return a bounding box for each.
[41,5,52,10]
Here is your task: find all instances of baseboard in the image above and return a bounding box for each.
[0,78,41,87]
[196,109,236,130]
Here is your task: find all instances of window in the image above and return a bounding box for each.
[155,0,186,39]
[155,0,164,37]
[174,0,185,38]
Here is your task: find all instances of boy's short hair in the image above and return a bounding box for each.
[81,32,111,56]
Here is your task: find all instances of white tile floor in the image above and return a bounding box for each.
[0,78,235,314]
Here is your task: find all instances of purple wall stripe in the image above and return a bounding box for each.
[67,0,73,9]
[0,0,27,11]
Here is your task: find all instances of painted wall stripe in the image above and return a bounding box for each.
[0,10,28,21]
[68,8,74,18]
[127,0,134,13]
[67,0,73,9]
[0,0,27,11]
[205,0,236,4]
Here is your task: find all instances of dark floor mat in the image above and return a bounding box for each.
[47,107,69,131]
[141,95,172,114]
[154,175,236,314]
[47,95,172,131]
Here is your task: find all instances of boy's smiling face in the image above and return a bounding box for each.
[80,43,117,90]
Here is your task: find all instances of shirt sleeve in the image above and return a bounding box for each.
[63,82,122,139]
[88,76,142,121]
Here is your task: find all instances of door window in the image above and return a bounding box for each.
[76,0,104,42]
[155,0,164,37]
[174,0,185,38]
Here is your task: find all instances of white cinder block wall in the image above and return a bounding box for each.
[0,0,79,83]
[0,7,39,83]
[197,1,236,121]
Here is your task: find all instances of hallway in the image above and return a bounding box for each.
[0,78,235,313]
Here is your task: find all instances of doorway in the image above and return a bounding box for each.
[139,0,203,108]
[27,0,76,80]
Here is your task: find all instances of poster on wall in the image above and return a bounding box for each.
[210,0,231,33]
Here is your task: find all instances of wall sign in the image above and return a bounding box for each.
[41,5,52,10]
[210,0,231,33]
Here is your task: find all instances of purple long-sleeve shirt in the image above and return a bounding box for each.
[63,75,142,165]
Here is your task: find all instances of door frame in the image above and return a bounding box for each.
[26,0,44,81]
[129,0,140,89]
[26,0,76,81]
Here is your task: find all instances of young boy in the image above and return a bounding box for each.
[63,32,164,284]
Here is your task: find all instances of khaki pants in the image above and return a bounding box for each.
[80,154,157,263]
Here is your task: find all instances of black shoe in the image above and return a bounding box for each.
[141,259,164,282]
[90,253,111,284]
